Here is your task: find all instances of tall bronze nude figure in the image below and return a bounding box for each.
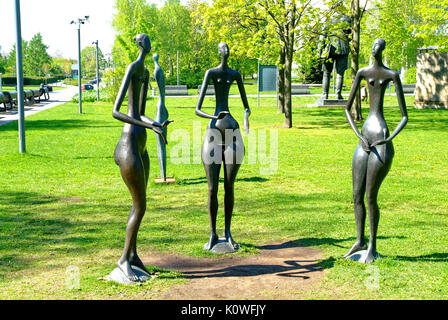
[344,38,408,263]
[153,53,173,183]
[196,42,251,253]
[110,34,172,283]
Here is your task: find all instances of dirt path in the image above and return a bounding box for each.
[142,241,325,300]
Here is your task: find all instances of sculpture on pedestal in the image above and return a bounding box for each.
[319,16,352,101]
[153,53,175,183]
[344,38,408,263]
[195,42,251,253]
[109,34,172,283]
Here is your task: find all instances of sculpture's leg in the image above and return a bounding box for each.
[363,144,393,263]
[223,133,244,250]
[156,132,167,181]
[321,60,333,100]
[336,74,344,100]
[336,55,348,100]
[129,150,151,275]
[344,143,369,258]
[202,139,221,251]
[117,155,147,281]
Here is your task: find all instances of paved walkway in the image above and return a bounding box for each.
[0,86,78,126]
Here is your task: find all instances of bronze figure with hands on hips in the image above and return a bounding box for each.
[196,42,251,253]
[344,38,408,263]
[112,33,172,282]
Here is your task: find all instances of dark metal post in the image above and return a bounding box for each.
[14,0,25,153]
[77,24,82,113]
[93,40,100,102]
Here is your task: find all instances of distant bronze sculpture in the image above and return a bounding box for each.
[111,34,172,283]
[319,16,352,100]
[344,38,408,263]
[195,42,251,253]
[153,53,174,183]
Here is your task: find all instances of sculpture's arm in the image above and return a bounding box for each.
[112,63,160,130]
[345,70,370,151]
[236,72,251,134]
[372,72,408,146]
[195,70,228,120]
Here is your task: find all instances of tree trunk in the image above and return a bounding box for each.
[351,0,362,121]
[283,46,293,128]
[278,46,286,114]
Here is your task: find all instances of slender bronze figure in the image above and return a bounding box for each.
[344,38,408,263]
[153,53,169,181]
[195,42,251,252]
[112,34,171,281]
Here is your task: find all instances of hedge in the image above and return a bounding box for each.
[1,75,66,86]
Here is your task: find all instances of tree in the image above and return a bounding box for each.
[81,46,106,78]
[349,0,368,121]
[112,0,159,68]
[202,0,325,128]
[360,0,423,71]
[23,33,52,76]
[156,0,191,77]
[414,0,448,49]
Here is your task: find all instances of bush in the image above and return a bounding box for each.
[71,90,109,103]
[1,75,65,86]
[165,71,205,88]
[404,67,416,84]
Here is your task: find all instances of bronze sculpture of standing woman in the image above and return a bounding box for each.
[344,38,408,263]
[195,42,251,253]
[112,34,172,281]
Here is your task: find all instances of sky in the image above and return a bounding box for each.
[0,0,166,60]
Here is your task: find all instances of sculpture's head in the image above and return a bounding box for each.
[372,38,386,58]
[153,53,159,63]
[134,34,151,54]
[218,42,230,59]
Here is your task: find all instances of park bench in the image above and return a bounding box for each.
[402,83,416,94]
[24,90,35,105]
[153,85,188,96]
[291,84,311,95]
[198,85,215,96]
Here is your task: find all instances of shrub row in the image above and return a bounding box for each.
[1,75,66,86]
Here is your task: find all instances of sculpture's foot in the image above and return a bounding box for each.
[337,94,344,100]
[117,259,139,282]
[224,230,239,250]
[343,241,367,258]
[203,233,219,251]
[360,248,377,264]
[129,254,151,276]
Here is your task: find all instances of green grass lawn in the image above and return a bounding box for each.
[0,93,447,299]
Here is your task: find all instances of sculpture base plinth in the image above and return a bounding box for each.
[107,266,152,285]
[308,98,347,108]
[204,238,239,254]
[154,176,176,184]
[345,250,381,263]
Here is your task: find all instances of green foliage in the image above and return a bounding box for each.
[71,90,109,103]
[102,65,125,103]
[414,0,448,50]
[81,46,106,79]
[165,71,204,88]
[403,66,417,84]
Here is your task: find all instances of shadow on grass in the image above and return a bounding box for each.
[178,176,269,185]
[392,253,448,262]
[0,119,120,132]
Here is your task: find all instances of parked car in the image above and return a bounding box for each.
[82,84,94,91]
[88,78,100,85]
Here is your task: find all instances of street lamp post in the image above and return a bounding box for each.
[14,0,25,153]
[92,40,100,102]
[70,16,89,114]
